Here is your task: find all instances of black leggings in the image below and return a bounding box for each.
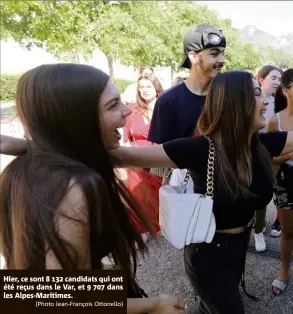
[184,227,254,314]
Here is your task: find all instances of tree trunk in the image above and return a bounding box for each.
[170,66,174,85]
[107,56,114,80]
[76,53,81,64]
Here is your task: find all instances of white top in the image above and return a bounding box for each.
[276,113,293,166]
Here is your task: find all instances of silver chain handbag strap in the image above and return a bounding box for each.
[205,136,215,197]
[182,136,215,197]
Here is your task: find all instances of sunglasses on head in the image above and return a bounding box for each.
[202,30,223,46]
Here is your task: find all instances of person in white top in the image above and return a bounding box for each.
[253,65,283,252]
[257,65,283,133]
[267,68,293,295]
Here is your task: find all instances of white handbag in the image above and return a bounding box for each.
[159,136,216,249]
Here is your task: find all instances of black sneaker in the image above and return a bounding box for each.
[271,218,282,237]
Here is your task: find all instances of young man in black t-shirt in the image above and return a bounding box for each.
[148,24,226,143]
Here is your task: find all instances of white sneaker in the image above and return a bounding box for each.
[271,219,282,237]
[254,233,266,252]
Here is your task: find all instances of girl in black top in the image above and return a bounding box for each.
[111,71,293,314]
[0,64,184,314]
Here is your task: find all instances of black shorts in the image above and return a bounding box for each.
[273,163,293,210]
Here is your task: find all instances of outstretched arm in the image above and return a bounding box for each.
[112,136,206,171]
[272,153,293,165]
[0,134,27,156]
[281,131,293,156]
[111,145,177,169]
[266,117,293,164]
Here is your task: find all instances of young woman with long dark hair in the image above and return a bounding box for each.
[110,70,293,313]
[0,64,184,314]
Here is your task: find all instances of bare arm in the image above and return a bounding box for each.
[266,117,292,164]
[266,115,278,133]
[46,181,184,313]
[272,153,293,165]
[0,134,27,155]
[280,131,293,156]
[46,181,90,269]
[111,145,177,169]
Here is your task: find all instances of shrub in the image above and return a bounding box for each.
[0,74,19,102]
[0,75,134,102]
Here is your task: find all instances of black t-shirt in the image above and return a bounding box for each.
[148,82,206,143]
[163,132,288,230]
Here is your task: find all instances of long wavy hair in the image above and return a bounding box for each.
[134,74,163,116]
[0,64,153,291]
[198,70,273,201]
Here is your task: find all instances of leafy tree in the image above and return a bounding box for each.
[260,46,293,69]
[0,0,261,79]
[1,1,175,77]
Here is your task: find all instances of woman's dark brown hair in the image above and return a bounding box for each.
[198,70,273,200]
[134,74,163,115]
[274,86,287,113]
[0,64,153,293]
